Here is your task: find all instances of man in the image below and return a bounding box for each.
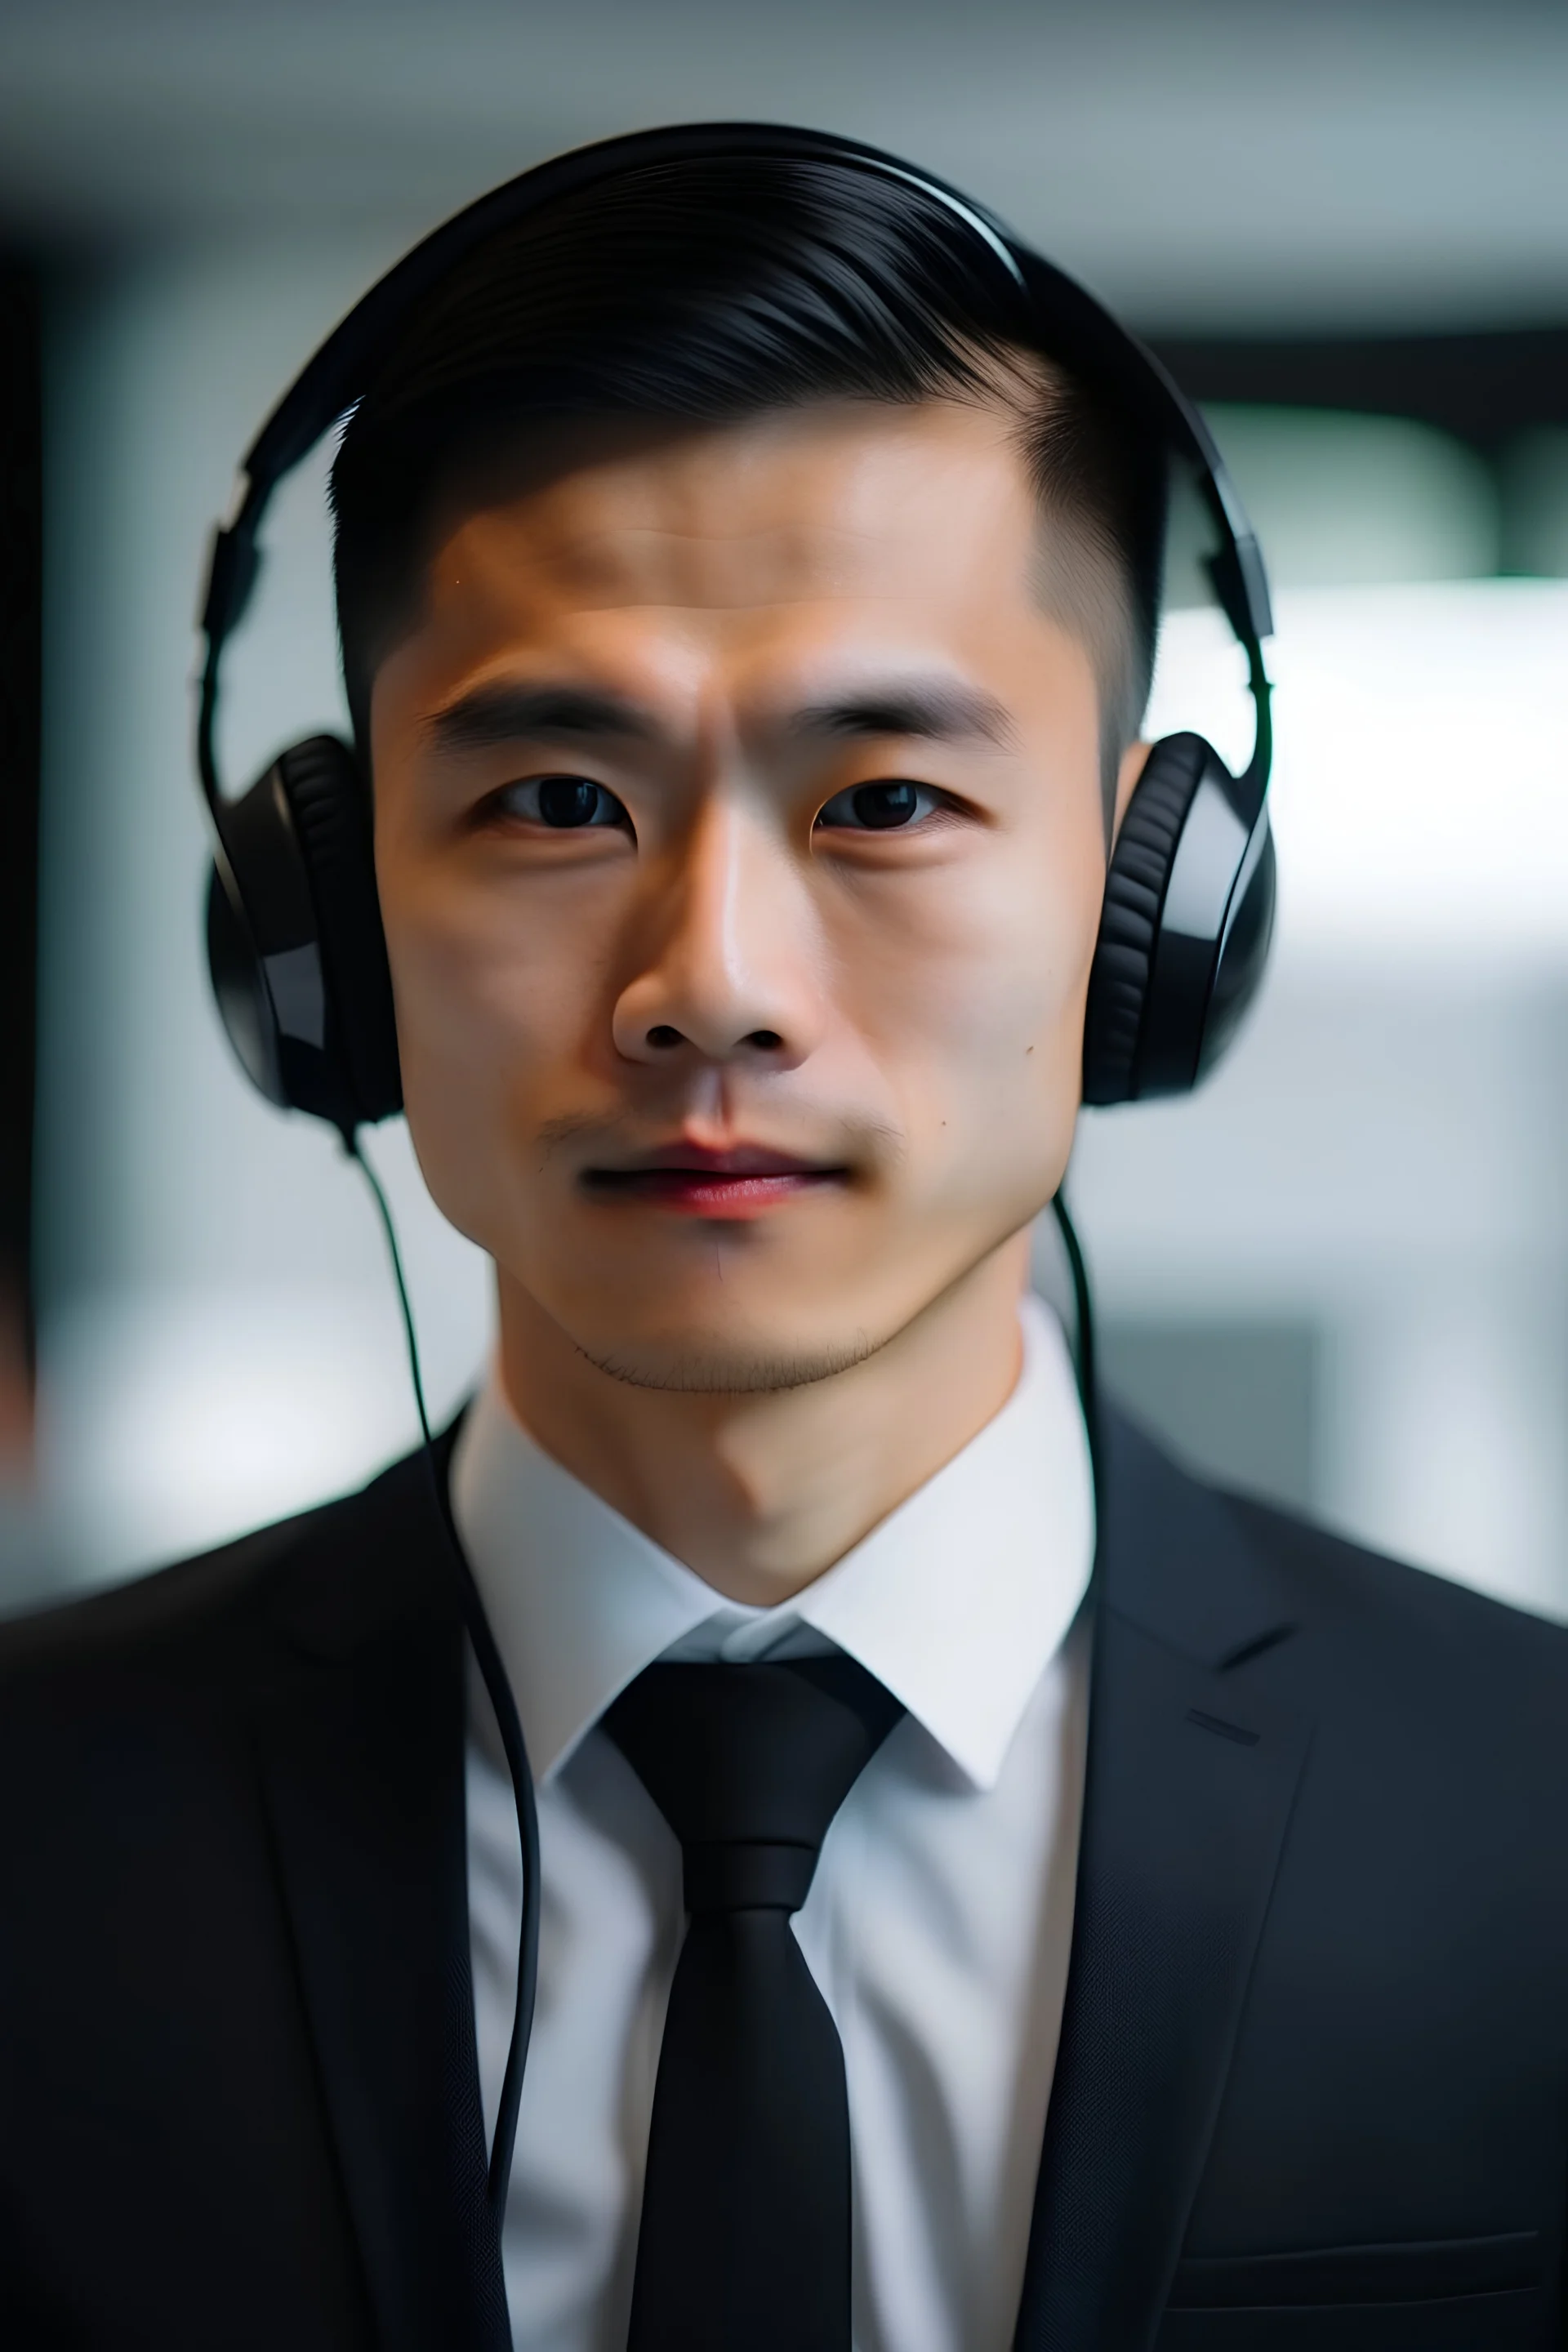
[2,133,1566,2352]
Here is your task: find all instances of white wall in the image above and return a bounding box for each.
[1070,963,1568,1617]
[1071,578,1568,1619]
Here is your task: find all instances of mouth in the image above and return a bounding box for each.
[580,1142,849,1220]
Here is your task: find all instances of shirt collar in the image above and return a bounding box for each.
[451,1293,1094,1794]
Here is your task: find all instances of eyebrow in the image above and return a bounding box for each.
[423,675,1019,758]
[785,682,1018,751]
[424,681,656,754]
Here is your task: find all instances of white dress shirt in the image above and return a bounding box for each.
[453,1292,1095,2352]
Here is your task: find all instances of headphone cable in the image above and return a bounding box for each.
[347,1130,541,2226]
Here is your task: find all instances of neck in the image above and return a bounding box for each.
[495,1236,1031,1606]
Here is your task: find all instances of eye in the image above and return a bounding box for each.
[492,774,628,830]
[815,780,947,832]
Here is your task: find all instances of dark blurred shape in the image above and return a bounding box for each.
[0,259,42,1601]
[1150,323,1568,454]
[1155,324,1568,595]
[0,261,39,1380]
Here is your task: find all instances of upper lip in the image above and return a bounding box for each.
[588,1142,839,1178]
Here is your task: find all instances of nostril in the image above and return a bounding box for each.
[746,1029,783,1052]
[648,1024,684,1050]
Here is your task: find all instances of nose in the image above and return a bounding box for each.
[612,800,824,1072]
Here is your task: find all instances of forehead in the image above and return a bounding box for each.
[390,401,1048,696]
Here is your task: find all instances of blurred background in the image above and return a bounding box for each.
[1,0,1565,1616]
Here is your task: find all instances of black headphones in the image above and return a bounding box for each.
[195,122,1276,1137]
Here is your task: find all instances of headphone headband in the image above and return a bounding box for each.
[196,122,1272,813]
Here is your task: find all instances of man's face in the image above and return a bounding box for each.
[371,399,1115,1390]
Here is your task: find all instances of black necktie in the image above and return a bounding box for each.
[603,1653,904,2352]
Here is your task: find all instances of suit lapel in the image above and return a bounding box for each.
[1014,1411,1312,2352]
[252,1455,507,2352]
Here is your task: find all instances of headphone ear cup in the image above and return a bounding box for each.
[206,837,291,1111]
[203,733,401,1132]
[274,736,403,1124]
[1082,731,1274,1106]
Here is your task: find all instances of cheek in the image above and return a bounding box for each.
[832,825,1103,1156]
[377,862,621,1205]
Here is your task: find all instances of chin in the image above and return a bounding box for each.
[563,1307,886,1397]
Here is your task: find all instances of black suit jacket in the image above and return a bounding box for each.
[1,1407,1566,2350]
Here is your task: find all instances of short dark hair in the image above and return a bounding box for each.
[330,153,1168,807]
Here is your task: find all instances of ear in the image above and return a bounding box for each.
[1111,738,1152,848]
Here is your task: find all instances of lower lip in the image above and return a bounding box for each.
[585,1169,840,1219]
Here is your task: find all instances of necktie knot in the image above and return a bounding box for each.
[604,1653,903,1914]
[682,1839,817,1913]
